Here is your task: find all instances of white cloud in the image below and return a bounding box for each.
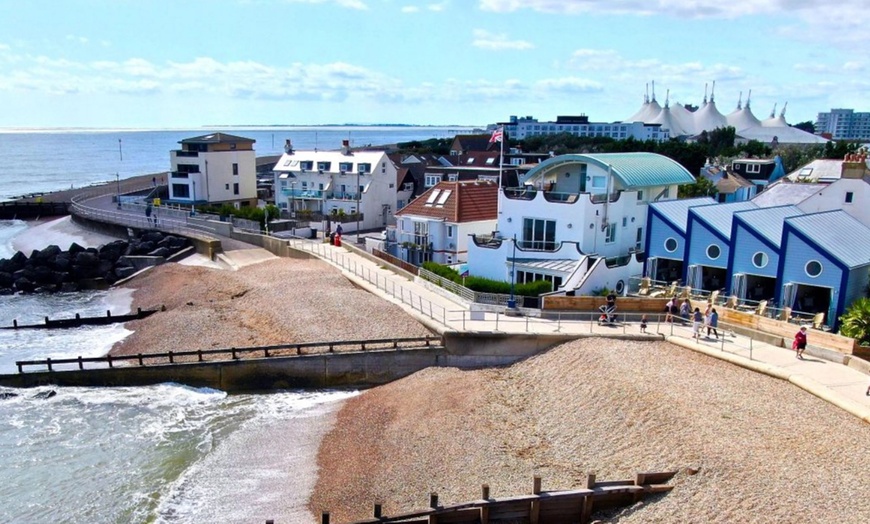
[427,1,450,11]
[282,0,368,9]
[472,29,534,51]
[65,35,89,44]
[533,77,603,94]
[478,0,870,46]
[401,5,419,12]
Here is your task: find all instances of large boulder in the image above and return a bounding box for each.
[14,277,35,293]
[0,272,12,288]
[67,242,86,255]
[34,245,61,264]
[73,251,100,267]
[114,266,137,280]
[99,240,128,262]
[147,247,170,258]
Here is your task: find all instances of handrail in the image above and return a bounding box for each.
[16,335,442,373]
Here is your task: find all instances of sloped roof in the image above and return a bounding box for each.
[727,106,763,132]
[649,197,716,233]
[715,171,755,194]
[733,205,803,248]
[513,258,579,273]
[521,152,695,188]
[693,100,728,131]
[785,210,870,268]
[690,201,758,238]
[395,180,498,223]
[452,134,496,153]
[740,125,828,145]
[272,149,388,172]
[670,102,696,134]
[180,132,255,144]
[751,182,825,206]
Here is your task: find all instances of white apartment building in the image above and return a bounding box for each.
[501,115,670,142]
[816,108,870,141]
[168,133,258,207]
[272,140,399,233]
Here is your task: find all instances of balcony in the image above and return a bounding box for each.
[326,192,360,201]
[282,188,325,199]
[173,150,199,158]
[516,240,558,252]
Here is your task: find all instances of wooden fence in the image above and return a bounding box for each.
[313,471,677,524]
[372,248,419,276]
[15,336,442,373]
[2,307,158,330]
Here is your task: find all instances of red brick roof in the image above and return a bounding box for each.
[396,180,498,223]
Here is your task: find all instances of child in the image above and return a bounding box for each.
[640,314,648,333]
[692,307,703,341]
[794,326,808,359]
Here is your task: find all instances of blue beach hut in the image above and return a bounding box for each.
[777,210,870,330]
[727,205,803,301]
[644,197,715,283]
[684,201,757,291]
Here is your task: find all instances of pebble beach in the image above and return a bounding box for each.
[113,253,870,523]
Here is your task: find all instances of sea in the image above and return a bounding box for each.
[0,126,470,523]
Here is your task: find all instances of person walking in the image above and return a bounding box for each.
[640,314,648,334]
[692,307,703,341]
[793,326,808,359]
[145,202,153,226]
[665,298,675,323]
[707,308,719,339]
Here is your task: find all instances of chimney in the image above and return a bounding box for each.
[284,139,294,155]
[841,153,867,179]
[341,139,352,156]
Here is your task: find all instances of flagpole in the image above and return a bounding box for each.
[498,126,504,216]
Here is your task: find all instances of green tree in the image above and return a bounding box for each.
[792,121,815,134]
[678,176,718,199]
[838,297,870,345]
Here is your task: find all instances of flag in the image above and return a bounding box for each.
[489,127,503,144]
[461,269,469,277]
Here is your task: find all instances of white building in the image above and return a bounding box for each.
[502,115,670,142]
[168,133,258,207]
[466,152,695,296]
[272,140,399,233]
[393,180,498,265]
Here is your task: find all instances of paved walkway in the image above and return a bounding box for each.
[280,237,870,424]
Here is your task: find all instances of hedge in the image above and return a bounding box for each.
[422,262,552,297]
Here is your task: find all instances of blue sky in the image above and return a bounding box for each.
[0,0,866,129]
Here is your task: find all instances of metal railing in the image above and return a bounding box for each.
[417,268,515,307]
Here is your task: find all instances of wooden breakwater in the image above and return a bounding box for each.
[2,307,160,330]
[0,201,69,219]
[311,472,677,524]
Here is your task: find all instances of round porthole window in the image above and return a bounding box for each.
[706,244,721,260]
[615,280,625,294]
[752,252,768,269]
[664,238,678,252]
[805,260,822,278]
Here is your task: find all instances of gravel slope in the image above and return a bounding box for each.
[311,338,870,523]
[111,257,433,356]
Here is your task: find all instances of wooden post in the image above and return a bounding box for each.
[581,473,596,524]
[530,476,542,524]
[321,512,330,524]
[76,313,81,320]
[45,316,49,325]
[107,310,111,317]
[633,472,647,502]
[198,350,203,362]
[12,319,17,329]
[46,358,52,372]
[265,521,274,524]
[429,492,438,508]
[584,473,596,489]
[231,348,237,359]
[373,504,382,518]
[481,484,490,499]
[168,351,174,364]
[107,354,113,368]
[78,356,84,370]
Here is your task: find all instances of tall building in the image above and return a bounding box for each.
[816,108,870,141]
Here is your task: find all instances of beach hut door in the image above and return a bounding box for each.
[781,283,796,309]
[647,257,658,280]
[732,273,747,300]
[687,265,702,290]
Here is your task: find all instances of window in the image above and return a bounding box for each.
[845,192,854,203]
[753,252,768,268]
[317,161,331,171]
[447,226,454,237]
[591,175,606,189]
[664,238,678,252]
[225,183,230,190]
[425,174,441,187]
[300,161,313,171]
[435,190,451,207]
[339,162,353,172]
[448,173,458,182]
[522,218,556,250]
[177,164,200,174]
[637,190,644,201]
[358,163,371,174]
[425,189,442,206]
[805,260,822,277]
[706,244,721,260]
[172,184,190,198]
[605,223,616,244]
[622,217,627,228]
[232,163,239,176]
[389,183,395,188]
[233,183,239,195]
[746,163,761,174]
[636,227,643,250]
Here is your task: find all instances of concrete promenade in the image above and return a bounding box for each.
[273,237,870,425]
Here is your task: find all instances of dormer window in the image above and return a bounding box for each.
[317,161,331,172]
[299,161,313,171]
[358,163,371,174]
[339,162,353,172]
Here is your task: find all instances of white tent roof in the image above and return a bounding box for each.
[728,106,763,132]
[670,102,696,134]
[693,100,728,131]
[650,104,689,136]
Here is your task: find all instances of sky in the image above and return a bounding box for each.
[0,0,867,129]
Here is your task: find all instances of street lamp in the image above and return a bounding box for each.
[508,234,518,309]
[116,172,121,208]
[356,169,361,244]
[191,180,196,216]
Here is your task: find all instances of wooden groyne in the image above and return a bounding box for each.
[0,201,69,219]
[311,472,677,524]
[13,335,442,373]
[2,307,160,330]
